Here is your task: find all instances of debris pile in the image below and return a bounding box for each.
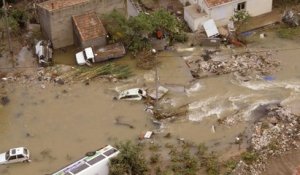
[187,51,280,79]
[232,104,300,175]
[282,10,300,27]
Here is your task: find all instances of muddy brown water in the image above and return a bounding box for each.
[1,31,300,174]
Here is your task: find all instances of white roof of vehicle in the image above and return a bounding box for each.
[9,147,27,155]
[203,19,219,37]
[84,47,94,59]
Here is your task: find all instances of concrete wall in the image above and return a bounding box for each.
[210,2,235,26]
[246,0,272,16]
[49,2,91,49]
[81,37,107,49]
[37,0,125,49]
[184,5,209,31]
[37,6,52,41]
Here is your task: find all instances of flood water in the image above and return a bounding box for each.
[1,31,300,174]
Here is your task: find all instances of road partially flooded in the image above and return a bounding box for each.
[0,31,300,174]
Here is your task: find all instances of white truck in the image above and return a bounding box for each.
[75,43,126,66]
[51,145,119,175]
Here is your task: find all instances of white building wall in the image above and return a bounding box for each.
[209,0,273,26]
[246,0,272,16]
[210,3,235,26]
[184,5,209,32]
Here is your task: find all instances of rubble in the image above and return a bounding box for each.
[187,51,280,79]
[231,104,300,174]
[282,10,300,27]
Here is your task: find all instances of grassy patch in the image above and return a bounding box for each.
[241,151,258,165]
[276,27,300,39]
[224,159,238,175]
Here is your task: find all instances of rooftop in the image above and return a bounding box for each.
[72,12,107,42]
[205,0,235,8]
[38,0,89,11]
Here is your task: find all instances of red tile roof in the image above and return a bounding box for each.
[38,0,89,11]
[205,0,235,7]
[72,12,107,41]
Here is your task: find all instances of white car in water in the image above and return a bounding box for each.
[118,88,147,101]
[0,147,30,165]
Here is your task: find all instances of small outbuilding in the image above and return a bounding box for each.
[72,12,107,48]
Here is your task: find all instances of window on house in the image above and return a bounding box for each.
[237,2,246,11]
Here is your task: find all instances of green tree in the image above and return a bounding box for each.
[103,9,186,54]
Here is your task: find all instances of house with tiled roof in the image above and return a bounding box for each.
[182,0,273,31]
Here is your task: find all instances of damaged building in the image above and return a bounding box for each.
[37,0,124,49]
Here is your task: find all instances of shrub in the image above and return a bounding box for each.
[241,151,258,165]
[109,141,148,175]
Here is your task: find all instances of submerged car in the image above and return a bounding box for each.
[0,147,30,165]
[118,88,147,101]
[35,40,53,67]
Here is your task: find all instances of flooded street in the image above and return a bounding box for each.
[1,31,300,174]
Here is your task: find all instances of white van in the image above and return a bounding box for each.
[52,145,119,175]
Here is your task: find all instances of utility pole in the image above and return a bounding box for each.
[151,49,159,105]
[2,0,13,57]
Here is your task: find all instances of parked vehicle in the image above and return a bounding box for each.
[75,43,126,66]
[35,40,53,67]
[118,88,147,101]
[0,147,30,165]
[51,145,119,175]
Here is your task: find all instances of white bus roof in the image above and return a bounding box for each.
[52,145,119,175]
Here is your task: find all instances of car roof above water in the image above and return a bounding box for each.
[9,147,27,155]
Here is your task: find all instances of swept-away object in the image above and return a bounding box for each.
[35,40,53,67]
[147,86,168,100]
[51,145,119,175]
[144,131,153,139]
[0,147,30,165]
[75,43,126,66]
[118,88,146,101]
